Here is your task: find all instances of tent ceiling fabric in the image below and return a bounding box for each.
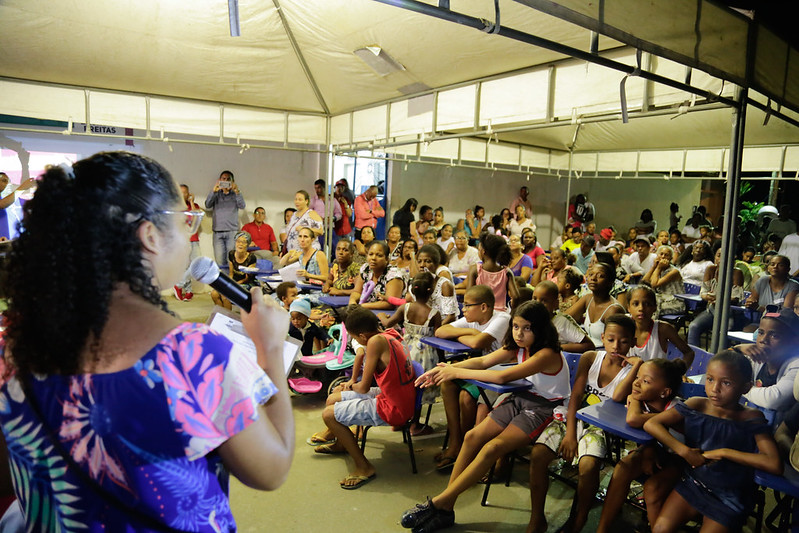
[1,0,798,173]
[0,0,620,114]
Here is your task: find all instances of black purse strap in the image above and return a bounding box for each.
[20,378,189,533]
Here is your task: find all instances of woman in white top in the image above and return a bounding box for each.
[448,230,480,276]
[509,204,536,236]
[677,240,714,285]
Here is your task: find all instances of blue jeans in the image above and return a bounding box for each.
[687,306,739,346]
[213,231,236,267]
[178,241,201,292]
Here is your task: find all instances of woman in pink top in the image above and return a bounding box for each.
[466,233,519,312]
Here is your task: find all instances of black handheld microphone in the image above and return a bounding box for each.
[190,256,252,312]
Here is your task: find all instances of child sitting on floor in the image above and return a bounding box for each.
[596,358,687,532]
[643,350,782,532]
[626,285,694,367]
[401,301,570,533]
[527,314,642,533]
[308,306,417,489]
[379,272,442,436]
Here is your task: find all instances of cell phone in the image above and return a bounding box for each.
[219,181,231,189]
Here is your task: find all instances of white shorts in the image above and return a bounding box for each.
[333,387,389,426]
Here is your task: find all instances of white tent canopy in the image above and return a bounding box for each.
[2,0,798,175]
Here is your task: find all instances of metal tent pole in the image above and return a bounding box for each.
[710,87,747,353]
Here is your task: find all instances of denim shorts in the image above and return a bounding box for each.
[334,388,389,426]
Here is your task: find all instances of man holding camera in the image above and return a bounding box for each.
[205,170,245,267]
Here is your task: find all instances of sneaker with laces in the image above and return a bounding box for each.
[412,506,455,533]
[401,497,435,528]
[183,291,194,301]
[173,286,183,301]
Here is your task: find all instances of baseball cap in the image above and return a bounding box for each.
[335,179,347,186]
[289,298,312,318]
[633,236,651,245]
[600,228,613,240]
[762,305,799,335]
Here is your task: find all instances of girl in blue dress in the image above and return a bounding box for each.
[643,350,782,532]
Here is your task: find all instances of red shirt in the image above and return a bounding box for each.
[241,221,277,252]
[374,329,416,426]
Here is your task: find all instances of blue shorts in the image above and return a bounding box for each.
[333,388,389,427]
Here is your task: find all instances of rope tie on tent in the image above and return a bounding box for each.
[619,49,643,124]
[481,0,501,34]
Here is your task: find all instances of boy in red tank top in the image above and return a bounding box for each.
[309,306,416,489]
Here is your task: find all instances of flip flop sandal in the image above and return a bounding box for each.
[314,444,346,455]
[340,473,376,490]
[435,456,457,471]
[306,434,336,446]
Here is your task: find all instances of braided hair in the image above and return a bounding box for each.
[5,151,180,378]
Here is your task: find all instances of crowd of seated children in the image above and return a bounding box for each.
[528,315,641,533]
[402,301,569,533]
[379,272,442,436]
[432,285,511,470]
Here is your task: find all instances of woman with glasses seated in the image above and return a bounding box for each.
[0,152,293,531]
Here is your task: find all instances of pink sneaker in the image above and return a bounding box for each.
[183,291,194,301]
[173,286,183,301]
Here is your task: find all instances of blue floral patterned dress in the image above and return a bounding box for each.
[0,323,278,532]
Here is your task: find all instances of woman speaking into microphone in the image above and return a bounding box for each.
[0,152,293,531]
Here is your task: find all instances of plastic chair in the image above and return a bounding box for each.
[753,470,799,532]
[686,344,713,376]
[683,282,701,294]
[563,351,581,389]
[255,258,273,271]
[358,360,424,474]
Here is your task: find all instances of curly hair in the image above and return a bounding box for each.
[5,151,180,378]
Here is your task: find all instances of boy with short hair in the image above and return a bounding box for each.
[433,285,511,470]
[310,306,416,489]
[528,314,641,533]
[532,281,594,354]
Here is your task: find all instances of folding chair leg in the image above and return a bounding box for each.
[423,403,433,427]
[359,426,370,452]
[404,428,418,474]
[481,464,495,506]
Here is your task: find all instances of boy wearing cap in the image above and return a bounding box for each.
[288,298,332,356]
[623,236,655,283]
[733,305,799,422]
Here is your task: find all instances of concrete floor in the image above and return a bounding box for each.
[166,291,771,533]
